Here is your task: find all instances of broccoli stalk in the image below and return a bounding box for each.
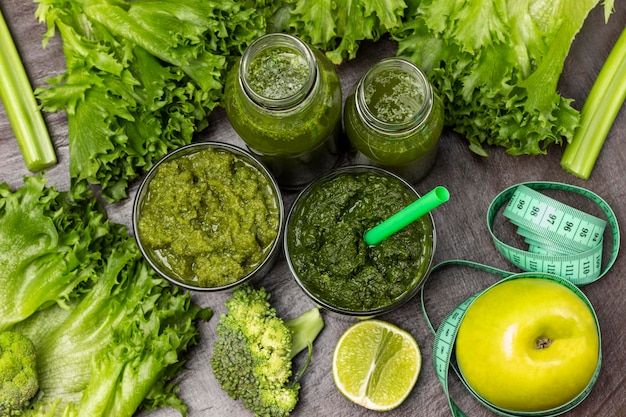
[0,331,39,416]
[284,307,325,360]
[210,285,324,417]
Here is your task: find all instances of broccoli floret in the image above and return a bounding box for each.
[210,284,324,417]
[0,331,39,416]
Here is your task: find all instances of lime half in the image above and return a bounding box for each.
[332,319,422,411]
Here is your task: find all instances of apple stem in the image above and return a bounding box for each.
[535,336,553,349]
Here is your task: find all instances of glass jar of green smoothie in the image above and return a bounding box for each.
[344,57,444,183]
[224,33,344,190]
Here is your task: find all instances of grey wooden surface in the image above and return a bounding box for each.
[1,1,626,416]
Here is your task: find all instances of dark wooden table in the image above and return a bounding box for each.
[2,2,625,416]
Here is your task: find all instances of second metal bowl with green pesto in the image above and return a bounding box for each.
[284,165,436,317]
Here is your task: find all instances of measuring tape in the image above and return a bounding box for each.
[422,181,619,417]
[487,182,619,286]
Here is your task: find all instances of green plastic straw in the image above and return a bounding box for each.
[364,186,450,245]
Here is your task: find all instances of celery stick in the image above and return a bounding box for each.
[561,27,626,179]
[0,10,56,172]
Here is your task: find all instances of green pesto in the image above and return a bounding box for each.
[288,171,433,311]
[246,46,310,100]
[137,148,280,288]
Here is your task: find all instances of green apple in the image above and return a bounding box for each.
[455,277,600,412]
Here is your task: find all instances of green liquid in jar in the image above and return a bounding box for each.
[364,69,425,124]
[225,43,342,156]
[344,58,444,180]
[246,47,310,100]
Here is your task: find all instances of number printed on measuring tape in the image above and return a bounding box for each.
[504,185,606,252]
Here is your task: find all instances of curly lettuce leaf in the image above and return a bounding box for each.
[35,0,275,202]
[20,243,208,417]
[2,175,211,417]
[272,0,407,64]
[394,0,615,155]
[0,175,112,332]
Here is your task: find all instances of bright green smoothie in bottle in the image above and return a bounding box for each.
[344,57,444,183]
[224,33,343,189]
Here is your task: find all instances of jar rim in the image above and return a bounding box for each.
[239,33,318,110]
[355,57,434,135]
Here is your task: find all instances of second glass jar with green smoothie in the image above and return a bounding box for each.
[344,57,444,183]
[224,33,343,190]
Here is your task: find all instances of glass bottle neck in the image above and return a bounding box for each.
[355,57,433,135]
[240,33,318,110]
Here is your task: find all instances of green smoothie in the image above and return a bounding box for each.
[245,46,310,100]
[344,58,444,182]
[224,34,344,189]
[286,168,434,312]
[225,44,341,155]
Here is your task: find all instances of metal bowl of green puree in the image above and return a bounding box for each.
[284,165,436,317]
[132,142,284,291]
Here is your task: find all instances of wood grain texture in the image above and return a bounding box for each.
[1,1,625,416]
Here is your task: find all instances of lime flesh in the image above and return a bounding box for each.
[332,319,422,411]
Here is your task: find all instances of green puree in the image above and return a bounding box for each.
[288,171,433,311]
[138,148,280,288]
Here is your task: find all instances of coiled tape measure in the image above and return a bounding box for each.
[489,182,617,285]
[422,181,620,417]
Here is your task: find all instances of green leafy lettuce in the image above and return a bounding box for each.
[270,0,407,64]
[393,0,615,155]
[35,0,279,202]
[0,175,211,416]
[32,0,618,199]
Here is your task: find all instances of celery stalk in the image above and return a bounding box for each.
[561,27,626,179]
[0,10,56,172]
